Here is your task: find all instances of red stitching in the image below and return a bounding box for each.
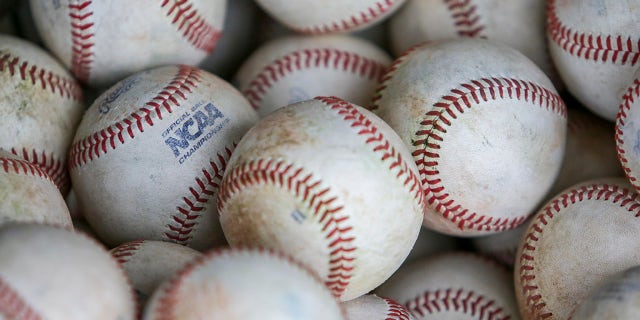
[69,0,95,83]
[405,288,511,319]
[164,146,233,245]
[518,182,640,319]
[10,148,66,192]
[547,0,640,66]
[370,43,424,110]
[151,247,342,319]
[160,0,221,52]
[110,240,146,265]
[243,48,387,110]
[0,52,83,101]
[217,159,356,297]
[383,297,412,320]
[616,78,640,189]
[415,77,566,232]
[291,0,399,34]
[1,155,50,180]
[445,0,486,38]
[69,65,201,169]
[317,96,424,206]
[0,277,42,320]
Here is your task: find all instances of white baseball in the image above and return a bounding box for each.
[547,0,640,121]
[343,294,414,320]
[0,150,72,228]
[0,223,135,319]
[0,34,84,192]
[29,0,226,88]
[373,39,566,236]
[515,178,640,320]
[616,68,640,193]
[143,247,344,319]
[376,252,519,319]
[69,65,258,251]
[234,34,391,117]
[474,107,624,266]
[389,0,556,84]
[571,266,640,319]
[217,97,424,301]
[110,240,201,307]
[254,0,406,34]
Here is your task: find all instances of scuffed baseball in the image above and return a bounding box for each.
[0,150,71,228]
[69,65,259,251]
[343,294,414,320]
[373,39,566,236]
[143,247,344,319]
[254,0,406,34]
[30,0,226,87]
[234,34,391,117]
[547,0,640,121]
[376,252,519,319]
[571,266,640,319]
[110,240,201,307]
[616,68,640,193]
[217,96,424,301]
[0,223,135,319]
[515,178,640,319]
[0,34,84,192]
[389,0,556,83]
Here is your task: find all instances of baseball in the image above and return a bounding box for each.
[217,96,424,301]
[254,0,406,34]
[0,34,84,193]
[143,247,344,319]
[0,223,135,319]
[69,65,259,251]
[343,294,414,320]
[616,68,640,193]
[373,38,566,236]
[389,0,556,83]
[515,178,640,319]
[234,34,391,117]
[376,252,519,319]
[547,0,640,121]
[29,0,226,88]
[110,240,201,307]
[0,150,72,228]
[571,266,640,319]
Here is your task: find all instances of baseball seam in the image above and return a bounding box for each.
[69,65,201,169]
[243,48,388,110]
[0,277,42,320]
[547,0,640,66]
[164,146,233,245]
[383,297,412,320]
[370,43,424,109]
[445,0,486,38]
[289,0,400,34]
[110,240,146,265]
[615,77,640,190]
[518,182,640,319]
[405,288,510,319]
[317,96,424,206]
[0,52,83,101]
[1,155,51,180]
[160,0,222,52]
[414,77,566,232]
[10,148,66,192]
[217,159,356,297]
[151,247,346,319]
[69,0,95,83]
